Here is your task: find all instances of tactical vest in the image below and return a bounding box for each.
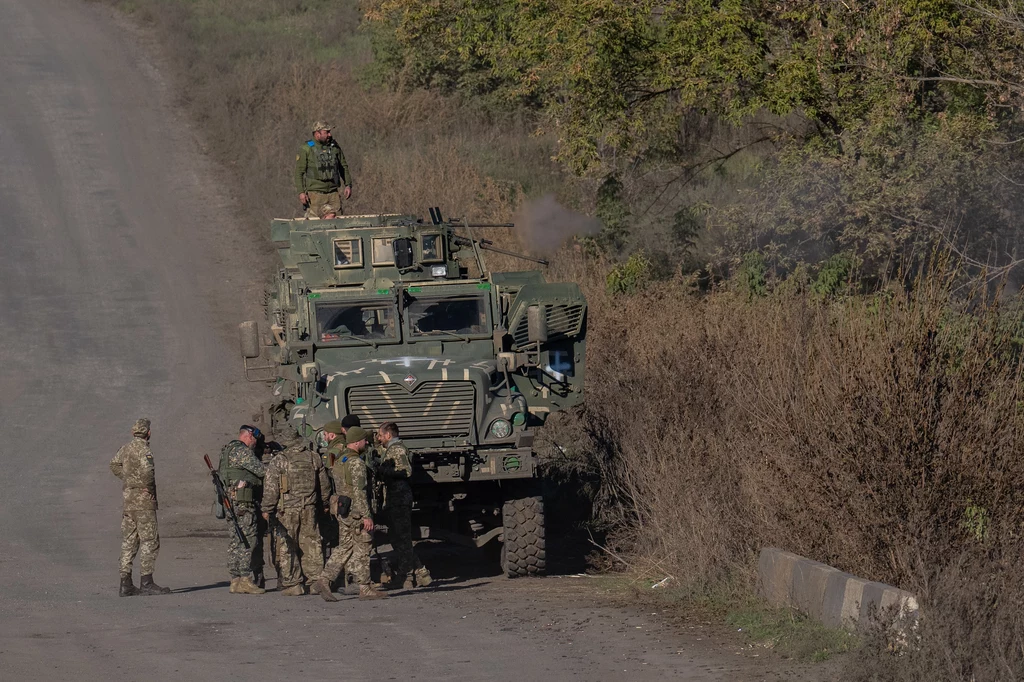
[278,448,319,501]
[218,440,262,503]
[335,449,364,491]
[308,141,341,186]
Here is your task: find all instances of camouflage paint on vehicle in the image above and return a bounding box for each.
[242,212,586,572]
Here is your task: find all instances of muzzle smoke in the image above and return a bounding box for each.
[514,194,601,254]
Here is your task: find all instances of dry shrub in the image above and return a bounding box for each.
[111,0,527,230]
[545,266,1024,678]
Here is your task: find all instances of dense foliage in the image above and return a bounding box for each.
[366,0,1024,282]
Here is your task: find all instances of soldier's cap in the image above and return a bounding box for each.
[345,426,369,444]
[341,414,361,429]
[311,120,332,132]
[239,424,262,440]
[131,418,151,437]
[322,420,344,435]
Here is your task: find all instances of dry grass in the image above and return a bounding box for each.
[545,264,1024,679]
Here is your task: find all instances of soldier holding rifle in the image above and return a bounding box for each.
[217,425,267,595]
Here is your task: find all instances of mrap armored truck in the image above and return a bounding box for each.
[239,210,586,577]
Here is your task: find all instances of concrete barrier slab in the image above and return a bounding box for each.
[757,548,918,633]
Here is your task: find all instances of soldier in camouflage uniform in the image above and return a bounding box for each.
[219,425,267,595]
[318,419,346,557]
[377,422,432,589]
[110,418,171,596]
[261,441,332,595]
[295,121,352,219]
[316,427,387,601]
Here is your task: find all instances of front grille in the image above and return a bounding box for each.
[512,303,585,347]
[347,381,476,438]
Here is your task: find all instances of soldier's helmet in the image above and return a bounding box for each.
[311,120,332,132]
[132,418,151,437]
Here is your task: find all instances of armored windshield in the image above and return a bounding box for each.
[315,301,398,343]
[408,292,489,337]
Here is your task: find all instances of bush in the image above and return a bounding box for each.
[555,263,1024,678]
[605,251,651,295]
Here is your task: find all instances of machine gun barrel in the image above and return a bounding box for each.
[478,240,549,265]
[452,234,549,266]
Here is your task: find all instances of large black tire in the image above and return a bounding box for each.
[501,494,546,577]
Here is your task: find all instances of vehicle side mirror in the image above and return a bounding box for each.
[393,238,414,269]
[239,321,260,358]
[527,305,548,344]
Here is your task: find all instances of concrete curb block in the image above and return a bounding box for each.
[758,548,918,631]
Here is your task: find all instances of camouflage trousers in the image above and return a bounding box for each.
[386,504,423,578]
[227,502,260,579]
[120,509,159,575]
[273,506,324,588]
[320,517,371,586]
[305,190,342,219]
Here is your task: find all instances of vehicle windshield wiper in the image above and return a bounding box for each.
[322,330,377,347]
[415,329,471,343]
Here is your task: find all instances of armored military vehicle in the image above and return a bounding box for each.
[239,209,586,577]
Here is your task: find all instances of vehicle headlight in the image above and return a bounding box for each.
[431,265,448,277]
[489,418,512,439]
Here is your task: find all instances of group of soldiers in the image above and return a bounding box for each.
[111,122,393,598]
[111,415,432,602]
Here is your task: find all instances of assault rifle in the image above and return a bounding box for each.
[204,454,249,549]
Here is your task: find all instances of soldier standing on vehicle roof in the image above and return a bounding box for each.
[295,121,351,219]
[376,422,432,589]
[316,427,388,601]
[219,425,267,595]
[110,418,171,597]
[261,439,332,595]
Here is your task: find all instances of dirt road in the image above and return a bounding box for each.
[0,1,820,679]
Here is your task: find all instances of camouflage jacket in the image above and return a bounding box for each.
[262,445,331,514]
[294,138,351,194]
[330,449,371,520]
[324,435,347,470]
[378,438,413,508]
[219,440,266,504]
[110,437,157,511]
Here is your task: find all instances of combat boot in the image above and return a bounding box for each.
[307,580,322,595]
[229,577,239,593]
[119,573,139,597]
[359,584,388,600]
[139,574,171,595]
[280,584,305,596]
[401,574,415,590]
[234,576,266,594]
[413,567,433,587]
[317,577,338,602]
